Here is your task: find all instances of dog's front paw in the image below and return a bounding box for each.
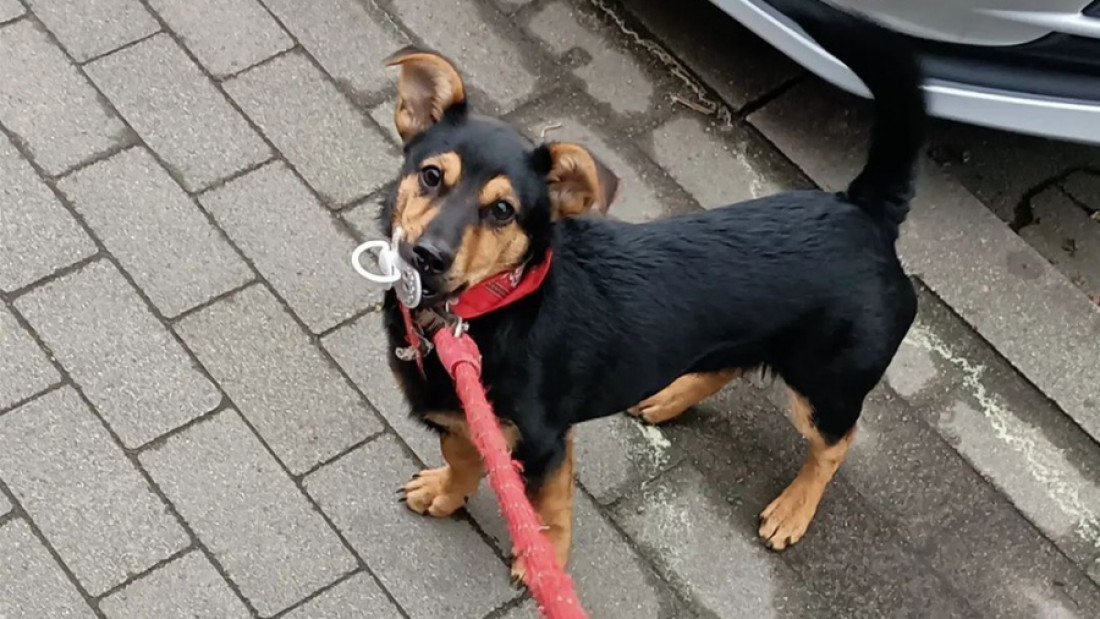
[400,467,468,517]
[509,555,527,588]
[507,525,571,589]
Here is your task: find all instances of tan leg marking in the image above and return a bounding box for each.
[402,429,484,517]
[402,413,521,518]
[628,369,743,424]
[511,431,576,583]
[758,390,854,550]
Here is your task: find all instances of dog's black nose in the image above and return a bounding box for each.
[411,242,451,275]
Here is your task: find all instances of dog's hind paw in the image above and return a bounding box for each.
[627,391,690,425]
[629,370,741,424]
[758,481,820,551]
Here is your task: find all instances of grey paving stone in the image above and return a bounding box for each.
[368,97,403,147]
[883,337,939,399]
[499,600,538,618]
[13,260,220,447]
[0,492,9,516]
[0,520,96,618]
[0,0,24,22]
[85,34,270,191]
[1019,187,1100,295]
[528,2,652,115]
[749,78,1100,446]
[321,312,438,461]
[27,0,158,62]
[928,119,1099,224]
[573,415,683,506]
[648,115,792,207]
[927,482,1100,617]
[612,462,830,618]
[625,0,800,109]
[0,305,59,409]
[390,0,536,110]
[893,296,1100,574]
[0,134,96,292]
[58,148,253,318]
[224,52,397,206]
[944,396,1100,551]
[339,200,385,241]
[148,0,291,78]
[304,434,517,619]
[199,162,381,333]
[657,382,978,617]
[141,410,356,617]
[827,337,1100,614]
[1062,169,1100,212]
[262,0,405,97]
[175,284,382,474]
[99,550,250,619]
[282,573,400,619]
[0,388,189,595]
[0,20,128,175]
[494,0,533,13]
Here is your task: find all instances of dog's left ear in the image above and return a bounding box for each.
[533,143,619,220]
[385,46,467,143]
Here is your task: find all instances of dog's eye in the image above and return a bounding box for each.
[419,166,442,189]
[488,200,515,223]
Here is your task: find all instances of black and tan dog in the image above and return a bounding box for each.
[383,5,925,578]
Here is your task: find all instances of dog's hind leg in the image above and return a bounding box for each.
[758,389,855,550]
[511,431,575,583]
[628,369,742,424]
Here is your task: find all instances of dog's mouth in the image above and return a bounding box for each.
[418,278,443,305]
[416,278,470,308]
[392,239,464,308]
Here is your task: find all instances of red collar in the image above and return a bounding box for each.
[397,250,553,374]
[449,249,553,319]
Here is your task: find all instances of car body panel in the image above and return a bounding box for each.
[708,0,1100,145]
[831,0,1097,45]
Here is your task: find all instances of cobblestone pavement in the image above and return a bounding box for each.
[3,0,1100,617]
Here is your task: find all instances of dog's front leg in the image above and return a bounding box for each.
[401,414,486,517]
[510,430,575,584]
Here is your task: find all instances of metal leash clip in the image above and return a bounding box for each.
[350,228,423,308]
[395,337,433,361]
[441,300,468,337]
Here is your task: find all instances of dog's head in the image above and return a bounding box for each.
[382,46,619,307]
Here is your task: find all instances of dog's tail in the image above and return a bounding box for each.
[784,2,926,231]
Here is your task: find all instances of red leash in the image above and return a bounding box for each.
[432,327,586,619]
[400,250,585,618]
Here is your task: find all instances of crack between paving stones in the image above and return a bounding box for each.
[1010,168,1083,232]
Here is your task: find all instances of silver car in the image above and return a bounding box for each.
[709,0,1100,145]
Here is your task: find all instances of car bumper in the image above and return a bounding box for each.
[709,0,1100,145]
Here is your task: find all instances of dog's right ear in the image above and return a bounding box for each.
[385,46,467,143]
[532,142,620,219]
